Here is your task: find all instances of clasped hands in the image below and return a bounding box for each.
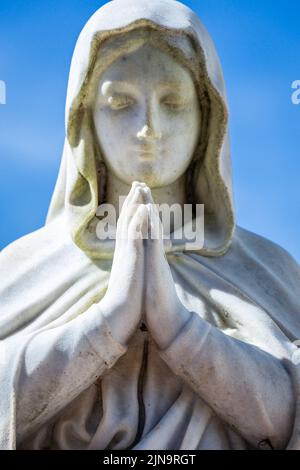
[101,181,192,350]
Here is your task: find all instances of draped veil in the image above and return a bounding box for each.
[1,0,300,450]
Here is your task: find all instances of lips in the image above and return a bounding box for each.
[135,145,156,158]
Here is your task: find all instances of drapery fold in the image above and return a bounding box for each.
[1,0,300,449]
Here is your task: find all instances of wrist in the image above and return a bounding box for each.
[99,297,140,346]
[149,303,192,350]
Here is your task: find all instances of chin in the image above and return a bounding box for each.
[136,175,163,189]
[127,168,163,188]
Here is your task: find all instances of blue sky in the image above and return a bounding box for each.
[0,0,299,262]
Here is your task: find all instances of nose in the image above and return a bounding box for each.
[136,99,162,142]
[137,125,161,141]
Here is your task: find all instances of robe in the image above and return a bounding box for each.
[1,0,300,450]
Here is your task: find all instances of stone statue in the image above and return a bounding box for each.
[1,0,300,451]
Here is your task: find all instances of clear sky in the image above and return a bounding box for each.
[0,0,299,261]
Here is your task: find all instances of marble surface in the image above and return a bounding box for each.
[1,0,300,451]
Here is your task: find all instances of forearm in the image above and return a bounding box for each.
[16,303,126,444]
[158,310,295,449]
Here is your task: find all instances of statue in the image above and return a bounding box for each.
[1,0,300,451]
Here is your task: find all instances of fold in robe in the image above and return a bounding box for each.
[1,0,300,450]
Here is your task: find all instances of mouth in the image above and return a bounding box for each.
[134,145,157,159]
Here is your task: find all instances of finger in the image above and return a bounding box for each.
[119,181,146,220]
[146,204,173,277]
[126,186,144,214]
[142,186,155,205]
[141,189,162,246]
[128,204,149,243]
[118,186,144,237]
[147,202,163,245]
[120,181,145,215]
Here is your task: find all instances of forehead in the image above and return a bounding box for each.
[98,43,193,86]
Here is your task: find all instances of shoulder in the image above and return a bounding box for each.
[1,218,61,253]
[232,225,300,284]
[0,217,76,274]
[233,225,299,265]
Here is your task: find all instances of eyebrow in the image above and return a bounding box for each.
[101,81,135,95]
[158,82,185,91]
[101,80,186,95]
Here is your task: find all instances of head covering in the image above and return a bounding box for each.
[1,0,300,451]
[46,0,235,258]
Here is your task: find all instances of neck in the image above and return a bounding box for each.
[105,172,187,232]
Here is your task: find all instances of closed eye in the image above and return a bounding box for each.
[161,94,189,110]
[107,94,135,110]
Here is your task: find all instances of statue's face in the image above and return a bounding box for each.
[93,43,201,188]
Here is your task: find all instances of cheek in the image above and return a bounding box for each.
[159,111,200,179]
[94,110,142,182]
[94,110,134,162]
[164,110,200,154]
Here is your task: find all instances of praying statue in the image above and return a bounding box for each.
[1,0,300,450]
